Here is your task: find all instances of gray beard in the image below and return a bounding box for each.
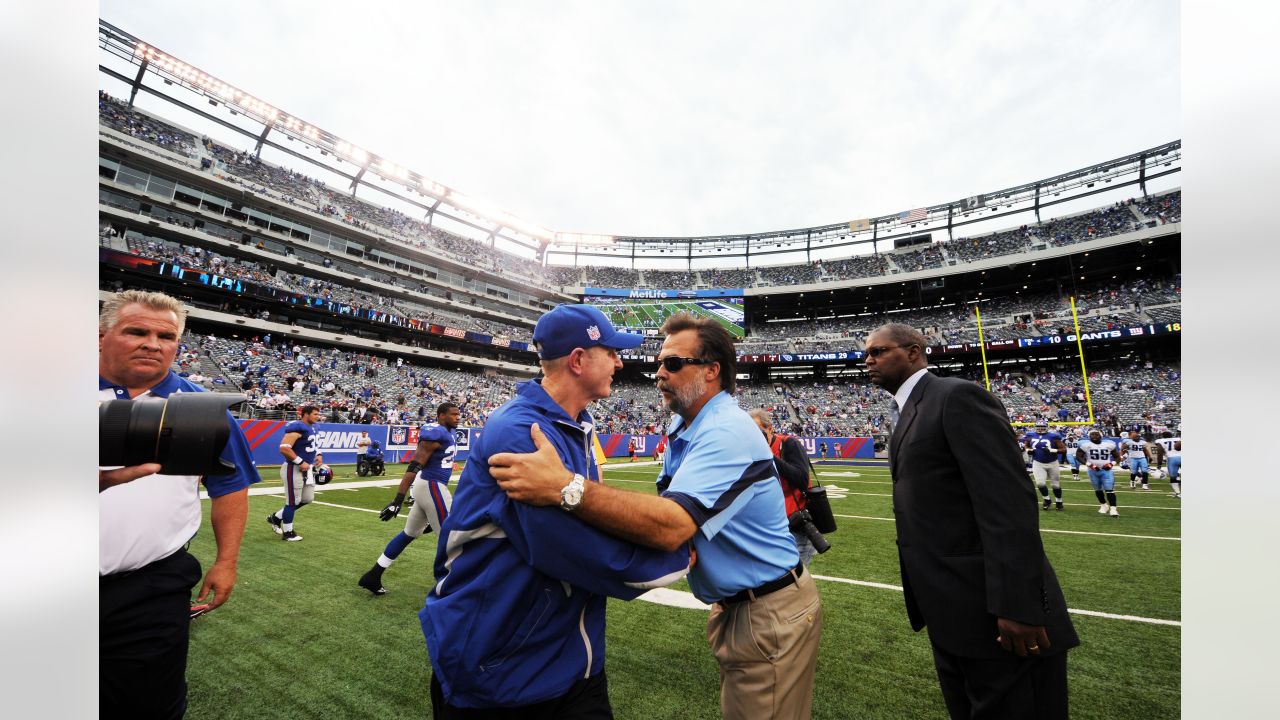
[667,375,707,417]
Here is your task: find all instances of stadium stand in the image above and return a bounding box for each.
[101,92,1180,439]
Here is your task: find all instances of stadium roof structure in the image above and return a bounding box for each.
[99,18,1179,274]
[98,19,557,261]
[547,140,1180,269]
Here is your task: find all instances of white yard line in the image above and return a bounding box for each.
[312,500,379,514]
[832,513,1179,541]
[639,574,1181,626]
[272,488,1183,626]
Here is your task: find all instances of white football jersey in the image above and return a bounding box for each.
[1078,439,1118,466]
[1123,438,1148,459]
[1156,437,1181,458]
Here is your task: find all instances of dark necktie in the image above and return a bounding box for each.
[890,399,901,428]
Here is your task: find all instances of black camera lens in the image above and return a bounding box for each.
[99,393,246,477]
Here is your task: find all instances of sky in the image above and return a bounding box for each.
[96,0,1180,244]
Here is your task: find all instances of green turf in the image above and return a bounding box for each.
[186,460,1180,719]
[602,298,745,339]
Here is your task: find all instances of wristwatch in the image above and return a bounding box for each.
[560,473,586,512]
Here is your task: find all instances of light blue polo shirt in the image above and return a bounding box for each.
[659,391,799,603]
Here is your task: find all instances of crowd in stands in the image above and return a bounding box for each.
[756,263,823,286]
[173,328,1179,446]
[643,269,698,289]
[102,94,1180,308]
[101,95,549,286]
[561,193,1179,290]
[946,228,1034,263]
[99,91,199,156]
[1036,203,1141,248]
[700,268,759,288]
[1136,193,1181,224]
[893,244,946,273]
[738,273,1180,352]
[820,254,890,281]
[545,265,585,286]
[188,333,517,427]
[120,234,535,343]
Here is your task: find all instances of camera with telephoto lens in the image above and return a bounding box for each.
[787,509,832,554]
[99,393,246,476]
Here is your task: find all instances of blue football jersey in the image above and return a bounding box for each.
[418,423,458,483]
[281,420,318,464]
[1026,431,1064,463]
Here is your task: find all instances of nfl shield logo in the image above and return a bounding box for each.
[391,427,407,445]
[587,325,601,341]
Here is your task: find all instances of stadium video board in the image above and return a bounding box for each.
[583,288,746,339]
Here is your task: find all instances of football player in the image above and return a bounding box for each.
[1155,431,1181,498]
[1025,421,1068,511]
[1077,429,1122,517]
[358,403,461,595]
[268,404,322,541]
[1123,430,1153,490]
[1066,428,1086,478]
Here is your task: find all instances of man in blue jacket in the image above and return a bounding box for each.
[422,304,692,719]
[491,312,823,720]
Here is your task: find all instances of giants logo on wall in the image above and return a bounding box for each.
[390,426,408,446]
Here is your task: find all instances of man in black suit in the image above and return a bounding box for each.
[864,323,1078,719]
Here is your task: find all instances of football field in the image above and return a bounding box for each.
[187,460,1180,719]
[600,299,746,339]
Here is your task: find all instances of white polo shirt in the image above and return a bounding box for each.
[99,373,255,575]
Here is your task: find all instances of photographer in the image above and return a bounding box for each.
[99,290,256,719]
[749,409,822,565]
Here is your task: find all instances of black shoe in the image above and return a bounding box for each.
[358,568,387,595]
[267,513,283,535]
[1055,502,1064,511]
[1042,498,1052,511]
[282,530,303,542]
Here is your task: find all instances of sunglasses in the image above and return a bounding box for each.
[657,356,711,372]
[863,345,906,358]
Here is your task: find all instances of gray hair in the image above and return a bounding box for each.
[747,408,773,428]
[99,289,188,336]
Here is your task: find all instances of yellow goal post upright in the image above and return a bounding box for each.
[974,296,1096,428]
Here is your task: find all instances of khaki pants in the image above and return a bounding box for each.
[707,568,823,719]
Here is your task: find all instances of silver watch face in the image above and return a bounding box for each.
[561,475,584,509]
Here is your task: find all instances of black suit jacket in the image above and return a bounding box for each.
[889,371,1079,659]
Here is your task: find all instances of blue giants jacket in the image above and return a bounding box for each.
[421,379,690,709]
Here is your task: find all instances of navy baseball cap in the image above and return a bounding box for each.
[532,304,644,360]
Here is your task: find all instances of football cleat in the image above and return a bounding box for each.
[358,568,388,596]
[1098,504,1110,514]
[1109,506,1120,517]
[1043,498,1052,511]
[282,530,303,542]
[267,513,283,535]
[1142,484,1150,491]
[1055,502,1064,511]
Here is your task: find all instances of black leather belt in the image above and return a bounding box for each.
[718,561,805,606]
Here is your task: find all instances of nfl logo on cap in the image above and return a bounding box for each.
[587,325,601,341]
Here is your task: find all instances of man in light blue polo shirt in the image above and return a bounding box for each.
[491,311,823,720]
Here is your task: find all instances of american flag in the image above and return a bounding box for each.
[898,207,927,223]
